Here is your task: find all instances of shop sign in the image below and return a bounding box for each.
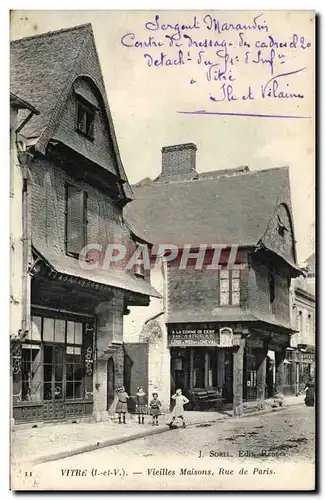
[168,328,220,346]
[301,353,315,364]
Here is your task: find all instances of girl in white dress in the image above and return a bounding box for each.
[169,389,189,429]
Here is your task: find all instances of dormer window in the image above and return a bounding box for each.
[76,99,95,140]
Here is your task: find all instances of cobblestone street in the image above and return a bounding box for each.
[15,405,315,490]
[51,405,314,464]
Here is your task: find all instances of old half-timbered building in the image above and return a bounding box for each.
[10,24,159,424]
[124,143,302,416]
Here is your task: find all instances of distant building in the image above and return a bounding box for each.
[124,143,302,416]
[286,253,315,394]
[10,25,159,425]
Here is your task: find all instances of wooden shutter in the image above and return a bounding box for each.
[65,184,87,256]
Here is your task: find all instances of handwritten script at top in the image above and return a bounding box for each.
[120,13,313,117]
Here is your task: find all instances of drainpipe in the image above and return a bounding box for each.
[17,147,34,337]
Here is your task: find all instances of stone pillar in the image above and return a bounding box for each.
[112,345,124,395]
[275,348,286,397]
[233,337,245,417]
[291,351,297,395]
[93,294,124,422]
[256,345,267,402]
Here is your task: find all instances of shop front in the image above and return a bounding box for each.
[12,312,94,423]
[168,324,242,407]
[283,348,315,395]
[168,323,288,413]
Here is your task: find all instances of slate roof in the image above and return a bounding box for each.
[125,166,291,248]
[10,24,134,200]
[11,24,90,140]
[33,244,161,299]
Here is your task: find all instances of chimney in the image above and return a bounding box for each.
[160,143,197,180]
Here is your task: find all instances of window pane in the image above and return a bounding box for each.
[55,364,63,382]
[220,291,230,305]
[44,383,52,401]
[232,279,240,291]
[74,323,83,345]
[220,269,229,279]
[55,320,65,343]
[43,318,54,341]
[66,382,74,399]
[31,316,42,341]
[54,346,64,365]
[220,280,229,292]
[66,352,77,363]
[44,364,52,382]
[74,364,82,381]
[66,345,74,355]
[44,345,53,364]
[67,322,74,344]
[66,364,74,380]
[54,383,63,400]
[22,381,32,401]
[232,270,241,278]
[74,382,82,399]
[232,291,240,306]
[74,346,81,355]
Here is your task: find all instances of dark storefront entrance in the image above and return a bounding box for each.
[170,346,234,402]
[12,313,94,423]
[168,323,236,408]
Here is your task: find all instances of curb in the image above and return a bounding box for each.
[27,403,304,466]
[30,418,227,466]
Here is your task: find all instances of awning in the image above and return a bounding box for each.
[32,244,161,299]
[167,308,257,324]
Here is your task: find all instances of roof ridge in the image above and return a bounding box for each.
[134,165,289,187]
[10,23,91,44]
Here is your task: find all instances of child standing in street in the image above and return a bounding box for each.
[116,386,129,424]
[169,389,189,429]
[149,392,162,426]
[135,386,147,424]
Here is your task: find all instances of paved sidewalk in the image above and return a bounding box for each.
[11,411,228,467]
[11,395,305,467]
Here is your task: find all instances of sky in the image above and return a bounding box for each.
[10,10,315,263]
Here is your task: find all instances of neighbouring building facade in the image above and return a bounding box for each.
[124,143,302,416]
[285,253,315,394]
[10,24,159,425]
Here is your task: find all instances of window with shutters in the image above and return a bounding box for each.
[76,99,95,140]
[65,184,88,258]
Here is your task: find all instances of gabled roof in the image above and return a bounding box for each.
[10,24,134,201]
[125,166,292,248]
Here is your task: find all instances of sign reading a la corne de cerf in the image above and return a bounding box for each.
[168,327,233,347]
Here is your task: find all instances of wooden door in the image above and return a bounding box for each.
[123,343,148,412]
[43,344,66,420]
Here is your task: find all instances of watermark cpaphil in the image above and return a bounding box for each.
[78,243,245,271]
